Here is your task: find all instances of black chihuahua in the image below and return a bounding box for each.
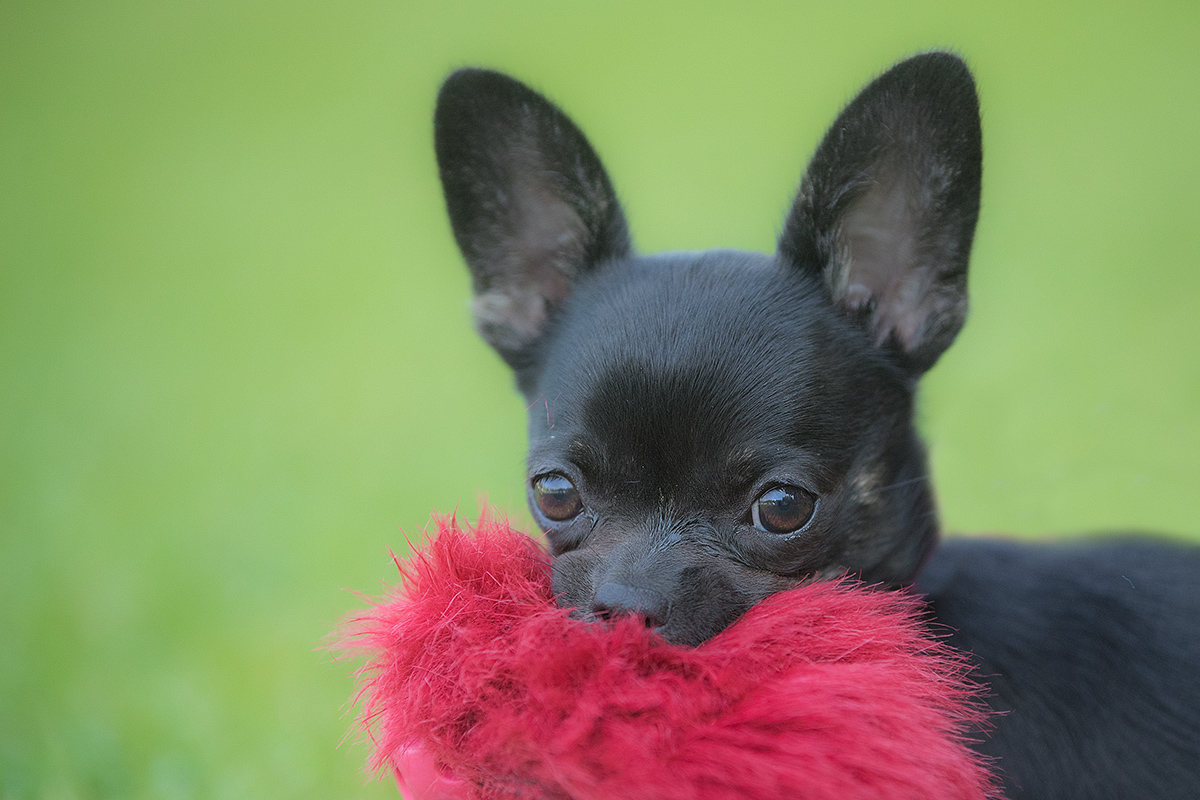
[433,53,1200,799]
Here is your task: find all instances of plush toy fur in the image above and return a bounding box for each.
[346,516,998,800]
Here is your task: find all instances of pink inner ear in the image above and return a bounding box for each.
[839,173,923,342]
[834,166,966,366]
[511,172,588,292]
[469,171,585,356]
[392,741,472,800]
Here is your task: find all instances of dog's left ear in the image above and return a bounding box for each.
[780,52,982,373]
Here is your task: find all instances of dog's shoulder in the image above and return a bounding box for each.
[918,536,1200,799]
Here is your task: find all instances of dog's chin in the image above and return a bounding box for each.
[552,561,770,647]
[557,597,750,647]
[662,606,756,647]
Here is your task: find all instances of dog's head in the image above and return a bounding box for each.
[435,53,981,645]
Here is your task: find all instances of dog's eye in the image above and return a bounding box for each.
[750,485,817,534]
[532,473,584,522]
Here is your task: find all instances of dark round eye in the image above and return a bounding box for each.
[532,473,584,522]
[750,485,817,534]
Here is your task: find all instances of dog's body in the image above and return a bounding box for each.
[433,54,1200,799]
[921,538,1200,797]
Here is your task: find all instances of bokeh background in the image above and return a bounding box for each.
[2,1,1197,797]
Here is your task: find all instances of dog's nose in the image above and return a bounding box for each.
[591,582,669,629]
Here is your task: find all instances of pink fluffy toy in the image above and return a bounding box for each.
[345,515,999,800]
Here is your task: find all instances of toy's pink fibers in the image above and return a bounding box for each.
[345,516,999,800]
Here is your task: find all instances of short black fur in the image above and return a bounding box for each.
[434,53,1200,799]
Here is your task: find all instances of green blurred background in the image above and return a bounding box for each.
[1,1,1197,797]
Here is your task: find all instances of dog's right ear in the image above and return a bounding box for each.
[435,69,631,372]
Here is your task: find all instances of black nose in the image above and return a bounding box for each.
[591,582,669,628]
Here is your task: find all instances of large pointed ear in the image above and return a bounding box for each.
[779,52,982,373]
[435,69,631,371]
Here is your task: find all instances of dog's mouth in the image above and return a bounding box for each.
[558,564,851,646]
[561,583,668,632]
[567,605,664,632]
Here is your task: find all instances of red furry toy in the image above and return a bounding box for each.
[346,516,998,800]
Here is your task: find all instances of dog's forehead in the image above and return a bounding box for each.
[526,250,902,498]
[546,250,829,378]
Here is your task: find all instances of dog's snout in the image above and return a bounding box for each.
[591,582,669,629]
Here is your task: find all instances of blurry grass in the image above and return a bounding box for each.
[1,0,1198,797]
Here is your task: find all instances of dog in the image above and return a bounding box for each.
[432,52,1200,799]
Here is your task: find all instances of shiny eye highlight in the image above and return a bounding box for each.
[532,473,584,522]
[750,485,817,534]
